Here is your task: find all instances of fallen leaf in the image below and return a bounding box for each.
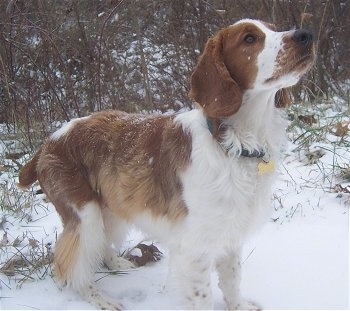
[0,232,9,247]
[333,122,349,137]
[298,114,317,125]
[126,243,163,267]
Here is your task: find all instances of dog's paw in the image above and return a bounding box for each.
[232,299,261,311]
[104,255,136,271]
[81,285,124,310]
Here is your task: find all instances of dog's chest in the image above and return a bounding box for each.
[180,144,275,250]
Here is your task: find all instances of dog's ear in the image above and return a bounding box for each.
[275,88,292,108]
[189,34,243,119]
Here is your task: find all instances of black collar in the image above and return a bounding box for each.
[206,118,265,158]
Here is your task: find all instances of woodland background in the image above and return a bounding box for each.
[0,0,349,148]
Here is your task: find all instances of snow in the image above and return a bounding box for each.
[242,201,348,309]
[0,104,349,309]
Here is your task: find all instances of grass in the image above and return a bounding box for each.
[0,131,54,288]
[0,235,54,288]
[270,96,350,225]
[287,98,350,186]
[0,173,54,288]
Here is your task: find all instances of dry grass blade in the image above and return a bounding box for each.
[0,234,54,286]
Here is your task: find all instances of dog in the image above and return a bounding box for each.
[18,19,315,310]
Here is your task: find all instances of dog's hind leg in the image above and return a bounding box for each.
[102,208,135,271]
[54,200,123,310]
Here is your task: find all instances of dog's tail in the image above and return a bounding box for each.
[18,148,42,189]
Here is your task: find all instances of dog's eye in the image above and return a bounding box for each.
[244,34,257,44]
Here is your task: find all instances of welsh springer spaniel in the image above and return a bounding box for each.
[19,19,315,310]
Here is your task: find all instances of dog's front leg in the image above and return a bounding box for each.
[216,251,260,310]
[168,252,213,310]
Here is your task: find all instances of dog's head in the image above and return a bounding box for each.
[189,19,316,118]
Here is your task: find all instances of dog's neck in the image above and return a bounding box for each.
[206,117,266,158]
[205,89,280,157]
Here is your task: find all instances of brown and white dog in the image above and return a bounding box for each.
[18,19,315,310]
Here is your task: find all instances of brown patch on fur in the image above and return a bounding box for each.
[189,34,243,119]
[19,110,192,225]
[268,32,315,83]
[18,147,42,189]
[54,221,80,283]
[189,22,266,119]
[221,23,266,90]
[90,112,192,221]
[275,88,292,108]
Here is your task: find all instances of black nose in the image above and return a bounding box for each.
[292,30,313,46]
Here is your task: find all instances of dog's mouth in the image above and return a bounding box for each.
[290,52,315,72]
[265,49,315,85]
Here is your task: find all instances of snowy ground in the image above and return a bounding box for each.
[0,102,349,309]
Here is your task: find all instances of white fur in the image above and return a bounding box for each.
[102,208,135,270]
[223,90,287,157]
[71,201,106,291]
[72,202,123,310]
[51,116,90,141]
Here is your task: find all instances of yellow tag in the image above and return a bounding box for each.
[258,160,275,175]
